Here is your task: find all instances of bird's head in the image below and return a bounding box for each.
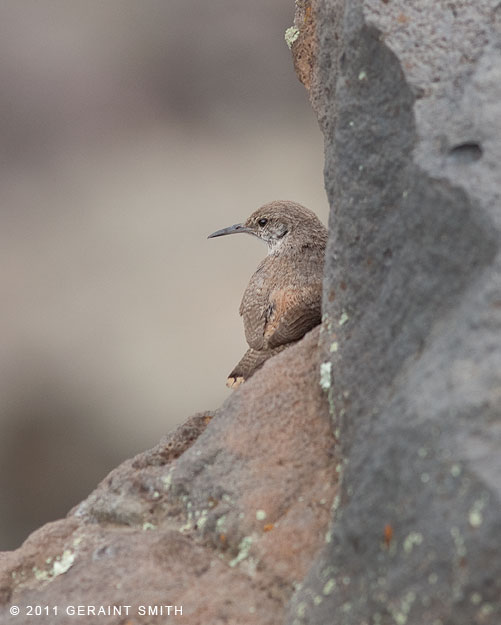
[208,200,326,254]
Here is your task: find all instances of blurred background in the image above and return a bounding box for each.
[0,0,328,549]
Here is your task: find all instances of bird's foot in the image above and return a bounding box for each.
[226,375,245,390]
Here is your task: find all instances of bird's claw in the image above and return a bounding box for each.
[226,376,245,390]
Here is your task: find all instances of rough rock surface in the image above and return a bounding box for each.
[2,2,501,624]
[0,328,338,624]
[286,1,501,624]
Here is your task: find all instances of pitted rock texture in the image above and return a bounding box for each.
[0,328,338,625]
[2,2,500,624]
[287,1,501,624]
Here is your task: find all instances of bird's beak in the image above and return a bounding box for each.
[207,223,252,239]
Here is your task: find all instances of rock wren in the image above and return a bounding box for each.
[208,200,327,388]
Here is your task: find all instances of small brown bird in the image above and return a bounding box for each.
[208,200,327,388]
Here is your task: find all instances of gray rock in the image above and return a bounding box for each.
[287,1,501,624]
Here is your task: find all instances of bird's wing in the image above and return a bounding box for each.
[240,282,322,351]
[264,285,322,348]
[239,280,269,351]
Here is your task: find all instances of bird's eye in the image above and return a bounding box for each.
[258,218,268,227]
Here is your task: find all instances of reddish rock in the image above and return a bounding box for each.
[0,328,338,624]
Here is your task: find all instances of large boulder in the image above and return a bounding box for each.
[0,329,337,624]
[287,1,501,624]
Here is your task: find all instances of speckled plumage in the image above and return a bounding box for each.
[208,200,327,388]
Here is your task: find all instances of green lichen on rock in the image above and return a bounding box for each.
[196,508,209,530]
[338,311,349,326]
[229,536,253,568]
[52,550,76,577]
[285,26,300,49]
[403,532,423,554]
[216,515,227,533]
[320,362,332,391]
[323,578,336,595]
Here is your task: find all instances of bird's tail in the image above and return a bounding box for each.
[226,345,290,388]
